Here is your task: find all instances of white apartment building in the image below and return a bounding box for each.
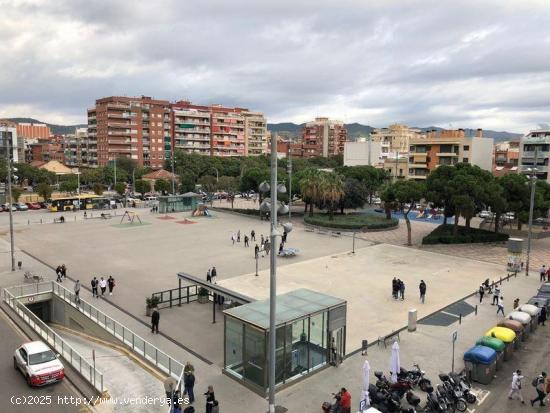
[343,140,382,166]
[519,129,550,183]
[370,124,425,162]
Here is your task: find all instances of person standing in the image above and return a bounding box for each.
[260,234,264,245]
[151,308,160,334]
[61,264,67,280]
[251,230,256,241]
[540,265,547,282]
[244,235,249,247]
[497,296,505,316]
[206,268,212,283]
[184,371,195,404]
[205,385,215,413]
[107,276,115,296]
[508,370,525,404]
[339,387,351,413]
[254,244,259,259]
[163,376,177,405]
[513,298,520,310]
[237,230,240,243]
[479,285,485,303]
[399,280,405,300]
[74,280,81,304]
[539,305,547,326]
[392,278,398,299]
[56,266,63,283]
[211,267,217,284]
[492,286,500,306]
[99,277,107,296]
[419,280,426,304]
[531,372,547,407]
[231,233,235,245]
[91,277,98,298]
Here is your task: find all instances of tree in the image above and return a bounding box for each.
[134,179,151,195]
[318,172,345,220]
[499,173,529,230]
[425,165,457,225]
[217,176,239,209]
[92,183,104,195]
[154,178,171,195]
[336,165,388,202]
[179,172,197,193]
[36,183,53,201]
[10,187,22,203]
[485,180,507,232]
[392,180,425,246]
[198,175,217,194]
[298,168,321,216]
[114,182,126,196]
[240,167,270,193]
[339,178,368,214]
[60,179,78,193]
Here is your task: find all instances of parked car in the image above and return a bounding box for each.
[2,204,17,212]
[537,283,550,298]
[26,202,41,210]
[38,202,49,209]
[16,203,29,211]
[13,341,64,387]
[478,210,494,219]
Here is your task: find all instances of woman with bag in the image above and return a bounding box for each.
[205,385,215,413]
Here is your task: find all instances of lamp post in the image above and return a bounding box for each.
[287,149,292,221]
[525,154,538,277]
[171,151,176,195]
[3,130,15,271]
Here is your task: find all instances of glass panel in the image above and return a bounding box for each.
[275,325,292,385]
[225,318,244,379]
[308,312,327,371]
[243,325,265,388]
[289,318,308,379]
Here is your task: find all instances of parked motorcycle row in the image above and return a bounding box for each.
[323,364,477,413]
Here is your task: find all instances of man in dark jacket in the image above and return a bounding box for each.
[538,304,547,326]
[531,372,547,407]
[151,309,160,334]
[184,371,195,403]
[419,280,427,304]
[91,277,98,298]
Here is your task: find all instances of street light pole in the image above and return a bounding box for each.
[287,148,292,221]
[525,149,538,277]
[4,131,15,271]
[171,152,176,195]
[268,133,278,413]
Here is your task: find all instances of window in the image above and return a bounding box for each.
[463,145,469,151]
[463,158,469,163]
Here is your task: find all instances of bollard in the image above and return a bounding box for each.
[500,277,502,285]
[40,219,42,224]
[475,305,478,315]
[74,216,76,221]
[459,313,462,324]
[408,309,417,332]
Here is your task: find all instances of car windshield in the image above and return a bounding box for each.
[28,350,57,365]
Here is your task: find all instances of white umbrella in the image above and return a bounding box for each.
[360,359,371,410]
[390,341,401,383]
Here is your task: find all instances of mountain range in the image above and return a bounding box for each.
[5,117,522,142]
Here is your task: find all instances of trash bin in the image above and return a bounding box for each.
[485,326,516,360]
[475,336,505,370]
[463,345,497,385]
[497,320,523,349]
[519,304,540,332]
[507,311,531,338]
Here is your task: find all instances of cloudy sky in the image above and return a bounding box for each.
[1,0,549,132]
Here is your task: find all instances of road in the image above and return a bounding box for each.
[0,310,89,413]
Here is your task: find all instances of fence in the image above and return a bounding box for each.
[151,285,199,309]
[2,285,104,393]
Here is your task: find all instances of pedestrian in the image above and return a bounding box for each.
[56,266,63,282]
[419,280,426,304]
[61,264,67,279]
[99,277,107,296]
[74,280,81,303]
[231,233,235,245]
[399,280,405,300]
[264,240,270,255]
[107,276,115,296]
[244,235,249,247]
[492,286,500,306]
[206,268,212,283]
[184,361,195,376]
[513,298,520,310]
[497,296,505,316]
[508,369,525,404]
[237,230,241,243]
[392,277,398,299]
[282,231,287,243]
[251,229,256,241]
[164,376,177,404]
[540,265,547,282]
[184,371,195,404]
[83,211,87,219]
[531,372,547,407]
[478,285,485,303]
[547,266,550,281]
[539,305,547,326]
[340,387,351,413]
[260,234,264,245]
[91,277,98,298]
[254,244,259,259]
[279,242,284,255]
[211,267,217,284]
[151,308,160,334]
[205,385,216,413]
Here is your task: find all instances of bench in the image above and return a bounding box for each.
[53,218,65,224]
[304,225,315,232]
[100,213,112,219]
[317,228,328,235]
[330,231,342,238]
[378,330,400,348]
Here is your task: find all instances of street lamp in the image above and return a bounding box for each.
[287,149,292,221]
[3,129,16,271]
[525,164,538,277]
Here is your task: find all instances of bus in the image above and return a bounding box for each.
[49,195,110,212]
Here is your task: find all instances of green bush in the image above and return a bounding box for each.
[304,213,398,230]
[422,224,509,245]
[213,207,302,218]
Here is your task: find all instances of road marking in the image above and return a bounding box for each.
[441,311,460,318]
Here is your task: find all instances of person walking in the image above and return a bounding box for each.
[61,264,67,280]
[231,233,235,245]
[251,229,256,241]
[99,277,107,296]
[244,235,249,247]
[211,267,217,284]
[282,231,287,243]
[205,385,215,413]
[56,266,63,283]
[260,234,264,245]
[539,305,547,326]
[254,244,259,259]
[74,280,81,304]
[237,230,240,243]
[492,286,500,306]
[478,284,485,303]
[392,278,398,299]
[206,268,212,283]
[151,308,160,334]
[107,276,115,296]
[163,376,177,405]
[91,277,98,298]
[508,369,525,404]
[264,240,270,255]
[531,372,547,407]
[399,280,405,300]
[419,280,426,304]
[184,370,195,404]
[497,296,505,316]
[513,298,520,310]
[540,265,547,282]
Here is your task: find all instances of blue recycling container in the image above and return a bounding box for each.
[463,345,497,384]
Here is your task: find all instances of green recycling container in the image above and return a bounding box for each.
[476,337,505,370]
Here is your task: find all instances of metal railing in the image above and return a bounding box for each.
[151,285,199,309]
[2,285,104,393]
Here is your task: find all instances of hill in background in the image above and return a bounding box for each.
[5,117,87,135]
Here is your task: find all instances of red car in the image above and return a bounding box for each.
[26,203,41,210]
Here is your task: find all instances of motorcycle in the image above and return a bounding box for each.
[425,385,453,413]
[398,364,432,392]
[439,374,467,412]
[321,392,342,413]
[368,385,408,413]
[448,372,476,404]
[375,371,414,399]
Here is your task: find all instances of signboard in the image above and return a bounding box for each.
[452,331,458,342]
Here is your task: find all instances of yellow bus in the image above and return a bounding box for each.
[49,195,110,212]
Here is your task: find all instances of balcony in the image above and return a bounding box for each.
[519,164,548,173]
[522,151,550,159]
[107,122,130,128]
[436,152,459,157]
[106,103,130,110]
[107,113,130,119]
[409,164,428,169]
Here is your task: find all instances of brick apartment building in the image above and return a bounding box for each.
[298,117,347,158]
[493,141,519,177]
[17,122,51,140]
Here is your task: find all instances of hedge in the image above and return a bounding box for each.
[422,224,509,245]
[304,213,398,230]
[212,207,303,218]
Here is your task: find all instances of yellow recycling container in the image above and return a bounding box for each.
[485,326,516,361]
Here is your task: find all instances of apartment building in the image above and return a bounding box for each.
[493,140,519,177]
[370,124,424,161]
[17,122,51,141]
[300,117,347,158]
[343,140,382,166]
[408,128,493,180]
[0,120,19,162]
[87,96,171,169]
[519,130,550,183]
[64,128,88,167]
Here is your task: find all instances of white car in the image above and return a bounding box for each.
[14,341,64,386]
[478,210,494,219]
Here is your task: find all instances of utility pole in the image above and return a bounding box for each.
[113,158,117,188]
[525,149,538,277]
[287,147,292,221]
[367,135,372,166]
[4,131,15,271]
[171,151,176,195]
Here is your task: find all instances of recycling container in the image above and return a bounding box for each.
[485,326,516,360]
[497,320,523,349]
[508,311,532,338]
[475,336,505,370]
[519,304,540,332]
[463,345,497,385]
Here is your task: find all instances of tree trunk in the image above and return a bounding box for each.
[466,216,471,228]
[453,214,459,236]
[405,215,412,246]
[309,203,314,217]
[340,205,344,215]
[304,202,308,213]
[494,214,500,233]
[385,205,391,220]
[443,215,448,225]
[517,220,522,231]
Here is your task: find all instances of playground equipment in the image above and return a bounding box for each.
[120,210,143,225]
[192,204,212,217]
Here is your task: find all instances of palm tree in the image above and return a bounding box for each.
[299,169,320,216]
[319,172,344,220]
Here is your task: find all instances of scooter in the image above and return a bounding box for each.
[439,374,467,412]
[399,364,432,392]
[321,392,342,413]
[448,372,476,404]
